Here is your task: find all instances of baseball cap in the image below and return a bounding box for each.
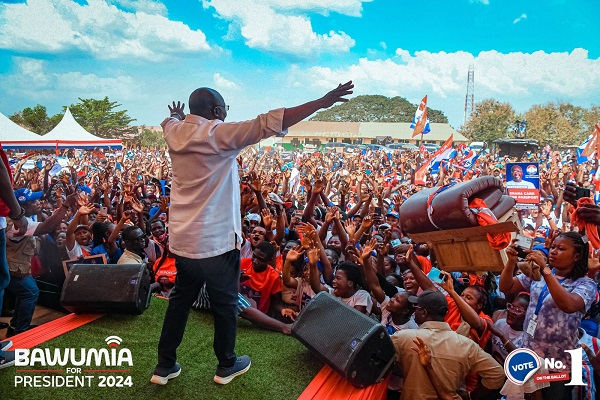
[74,224,91,232]
[386,211,399,219]
[149,206,161,219]
[408,289,448,315]
[14,188,43,204]
[523,223,535,231]
[245,213,261,223]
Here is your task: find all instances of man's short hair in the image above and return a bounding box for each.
[256,241,276,260]
[122,225,141,242]
[408,290,448,318]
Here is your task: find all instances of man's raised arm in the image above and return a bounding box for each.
[282,82,353,130]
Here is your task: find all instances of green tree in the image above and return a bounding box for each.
[584,105,600,134]
[459,99,516,144]
[68,97,136,139]
[137,127,166,148]
[524,102,585,147]
[9,104,60,135]
[310,95,448,123]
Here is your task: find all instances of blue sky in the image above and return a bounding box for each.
[0,0,598,131]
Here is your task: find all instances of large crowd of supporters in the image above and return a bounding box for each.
[2,142,600,399]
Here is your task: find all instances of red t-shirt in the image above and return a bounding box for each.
[445,294,492,346]
[416,255,432,275]
[240,258,283,313]
[444,294,492,391]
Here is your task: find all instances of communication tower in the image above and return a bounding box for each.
[464,64,475,125]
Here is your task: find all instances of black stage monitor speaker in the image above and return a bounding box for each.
[291,292,395,388]
[60,264,151,315]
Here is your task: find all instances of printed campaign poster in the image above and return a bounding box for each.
[505,162,540,210]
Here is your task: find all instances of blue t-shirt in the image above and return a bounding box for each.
[91,242,123,264]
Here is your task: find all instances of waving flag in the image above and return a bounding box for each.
[414,135,454,185]
[458,148,480,170]
[411,95,431,138]
[432,147,457,173]
[577,135,593,164]
[579,124,600,163]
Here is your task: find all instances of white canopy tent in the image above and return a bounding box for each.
[0,111,43,142]
[2,108,122,149]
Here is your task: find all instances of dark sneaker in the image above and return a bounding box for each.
[0,340,12,352]
[214,355,251,385]
[150,362,181,385]
[0,351,15,370]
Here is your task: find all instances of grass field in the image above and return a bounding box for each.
[0,297,322,400]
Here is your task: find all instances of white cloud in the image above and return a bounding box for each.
[0,0,211,61]
[202,0,368,56]
[213,73,240,90]
[2,57,137,100]
[379,41,387,50]
[108,0,168,16]
[513,13,527,24]
[290,48,600,125]
[295,48,600,98]
[470,0,490,4]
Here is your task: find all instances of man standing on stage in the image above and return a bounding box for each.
[151,81,354,385]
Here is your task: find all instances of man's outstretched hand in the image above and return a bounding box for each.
[168,101,186,119]
[319,81,354,109]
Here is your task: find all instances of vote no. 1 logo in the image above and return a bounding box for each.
[504,348,585,386]
[504,348,541,385]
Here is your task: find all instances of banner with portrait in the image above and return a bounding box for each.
[505,162,540,210]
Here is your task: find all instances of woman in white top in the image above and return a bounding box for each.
[488,292,530,365]
[309,249,372,314]
[358,238,417,333]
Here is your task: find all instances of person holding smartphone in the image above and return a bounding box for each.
[500,232,596,399]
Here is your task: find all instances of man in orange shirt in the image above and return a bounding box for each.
[240,241,283,316]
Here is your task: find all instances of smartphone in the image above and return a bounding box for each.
[427,267,446,285]
[575,186,591,200]
[390,238,401,248]
[99,206,108,216]
[374,206,382,216]
[514,234,533,259]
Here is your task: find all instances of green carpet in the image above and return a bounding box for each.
[0,297,322,400]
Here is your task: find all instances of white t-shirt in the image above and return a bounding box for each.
[66,241,92,259]
[490,318,524,365]
[240,240,253,259]
[328,288,373,314]
[380,295,418,333]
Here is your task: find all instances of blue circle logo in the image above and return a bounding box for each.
[504,348,541,385]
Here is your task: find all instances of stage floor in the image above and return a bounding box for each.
[0,297,322,400]
[1,305,67,340]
